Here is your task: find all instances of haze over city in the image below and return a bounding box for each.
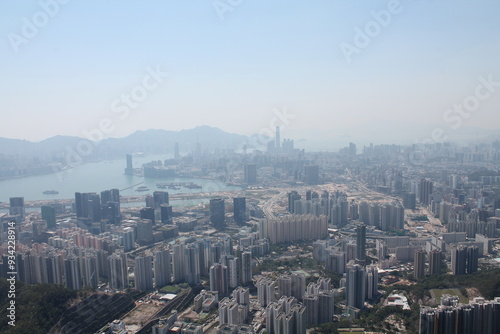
[2,2,500,334]
[1,0,499,146]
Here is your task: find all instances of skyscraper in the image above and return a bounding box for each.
[428,249,442,276]
[108,252,128,290]
[210,263,229,296]
[185,243,201,285]
[346,264,365,309]
[233,197,246,224]
[153,191,169,209]
[125,154,133,175]
[240,251,252,286]
[9,197,25,219]
[420,178,433,206]
[154,249,171,288]
[356,223,366,262]
[41,205,56,229]
[135,255,153,291]
[414,249,426,279]
[244,163,257,184]
[304,165,320,185]
[160,204,173,224]
[466,246,479,274]
[451,246,467,275]
[287,191,301,214]
[140,207,155,224]
[210,198,225,228]
[172,243,185,283]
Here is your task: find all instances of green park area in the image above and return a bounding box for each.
[430,288,469,304]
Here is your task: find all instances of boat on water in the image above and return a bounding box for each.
[135,186,150,192]
[43,190,59,194]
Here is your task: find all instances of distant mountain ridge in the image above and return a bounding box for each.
[0,126,249,160]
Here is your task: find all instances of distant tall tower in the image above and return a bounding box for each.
[276,126,281,151]
[41,205,56,229]
[125,154,133,175]
[356,223,366,262]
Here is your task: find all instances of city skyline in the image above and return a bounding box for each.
[1,1,499,143]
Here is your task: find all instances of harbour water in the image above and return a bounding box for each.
[0,154,241,205]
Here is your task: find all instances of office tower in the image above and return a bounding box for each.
[244,163,257,184]
[287,191,301,214]
[420,178,433,206]
[88,193,101,222]
[125,154,133,175]
[140,207,155,224]
[240,251,252,285]
[414,249,426,279]
[210,198,225,228]
[41,205,56,229]
[9,197,25,219]
[153,191,169,209]
[172,244,185,283]
[174,142,180,159]
[64,254,82,290]
[101,201,121,224]
[75,192,87,218]
[428,250,442,275]
[466,246,479,274]
[304,165,320,185]
[122,227,135,251]
[185,243,201,285]
[136,219,154,245]
[154,249,171,288]
[233,197,246,224]
[135,255,153,291]
[145,195,154,208]
[160,204,173,224]
[210,263,229,296]
[451,246,467,275]
[346,265,366,309]
[356,223,366,261]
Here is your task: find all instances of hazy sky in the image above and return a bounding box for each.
[1,0,499,143]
